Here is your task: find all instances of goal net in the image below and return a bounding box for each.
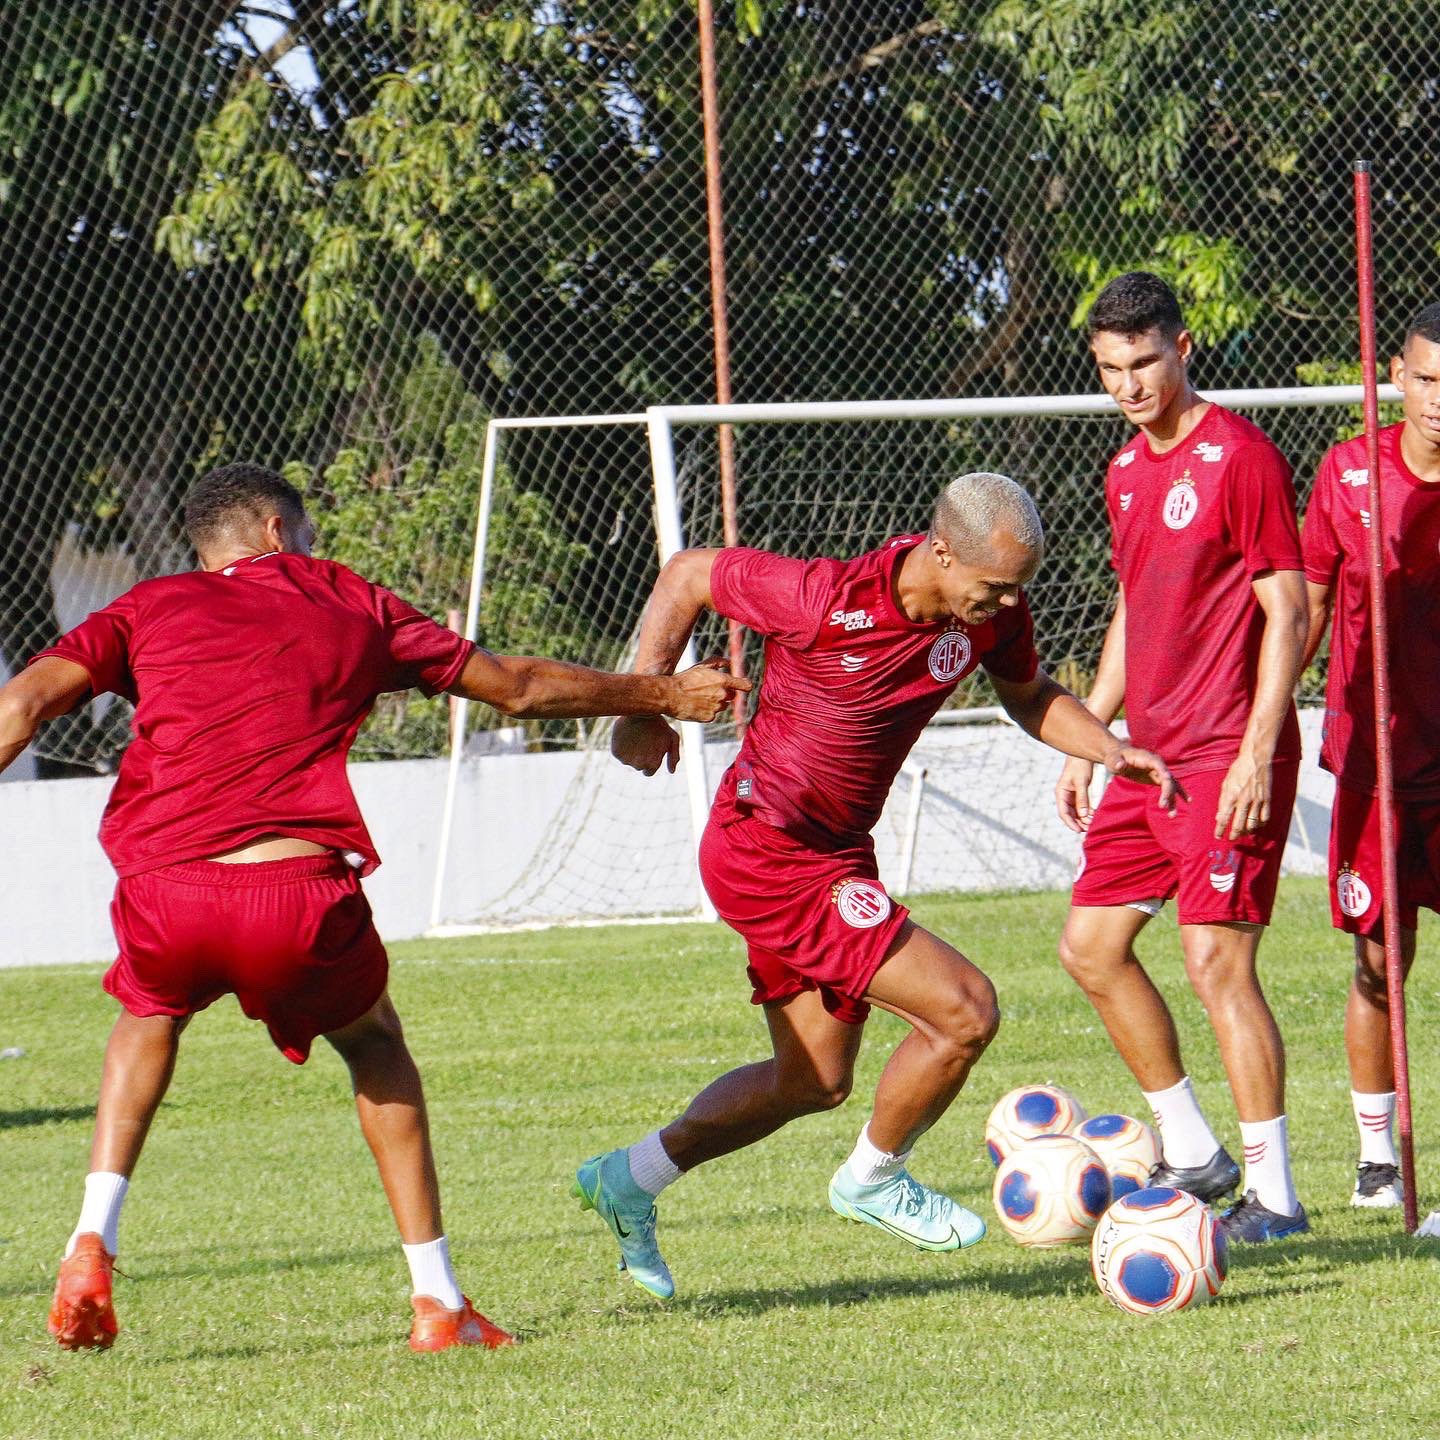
[429,386,1394,934]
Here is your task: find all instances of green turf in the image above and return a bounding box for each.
[1,878,1435,1439]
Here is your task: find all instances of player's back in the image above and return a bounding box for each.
[40,552,471,875]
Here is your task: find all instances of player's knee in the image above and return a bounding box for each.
[1058,926,1106,990]
[935,977,1000,1060]
[776,1066,852,1114]
[327,994,407,1063]
[1352,957,1389,1008]
[1181,935,1250,999]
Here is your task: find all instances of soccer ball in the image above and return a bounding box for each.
[1091,1187,1227,1316]
[984,1084,1088,1164]
[992,1134,1112,1248]
[1074,1113,1161,1199]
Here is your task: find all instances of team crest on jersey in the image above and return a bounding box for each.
[928,629,972,682]
[1163,472,1199,530]
[1114,450,1137,469]
[1208,847,1239,894]
[829,607,876,632]
[1340,467,1369,487]
[1193,441,1224,463]
[1336,866,1372,918]
[832,878,891,929]
[1119,492,1134,512]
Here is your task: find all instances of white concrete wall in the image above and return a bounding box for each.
[0,711,1334,968]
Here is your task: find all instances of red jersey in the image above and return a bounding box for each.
[32,552,473,877]
[709,535,1039,849]
[1106,403,1303,775]
[1302,424,1440,799]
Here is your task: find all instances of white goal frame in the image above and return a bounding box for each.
[428,383,1398,936]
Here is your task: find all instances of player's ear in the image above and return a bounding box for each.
[1174,329,1193,365]
[1390,351,1406,388]
[929,533,953,570]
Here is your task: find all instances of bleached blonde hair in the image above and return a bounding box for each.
[931,471,1044,562]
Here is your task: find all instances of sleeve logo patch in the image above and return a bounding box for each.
[928,629,973,682]
[832,878,892,929]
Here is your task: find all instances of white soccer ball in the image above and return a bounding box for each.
[1091,1186,1228,1316]
[1074,1113,1161,1200]
[992,1133,1112,1248]
[984,1083,1088,1165]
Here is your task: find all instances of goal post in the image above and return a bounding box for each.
[427,383,1399,936]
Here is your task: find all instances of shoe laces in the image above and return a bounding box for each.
[893,1171,946,1222]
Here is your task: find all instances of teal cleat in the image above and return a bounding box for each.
[828,1165,986,1252]
[572,1150,675,1299]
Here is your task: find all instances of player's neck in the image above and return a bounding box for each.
[1138,386,1208,454]
[1399,421,1440,484]
[894,545,949,623]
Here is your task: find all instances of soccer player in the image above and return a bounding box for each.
[0,463,746,1352]
[570,471,1178,1300]
[1301,301,1440,1209]
[1054,272,1311,1242]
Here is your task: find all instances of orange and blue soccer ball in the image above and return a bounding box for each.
[984,1083,1088,1165]
[1074,1113,1161,1199]
[1091,1186,1227,1316]
[992,1133,1112,1248]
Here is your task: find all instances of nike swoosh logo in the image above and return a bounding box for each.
[615,1217,631,1238]
[845,1206,962,1249]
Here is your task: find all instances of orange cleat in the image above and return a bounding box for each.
[409,1294,514,1351]
[48,1233,118,1351]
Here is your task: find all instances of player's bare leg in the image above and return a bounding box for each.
[1059,905,1236,1202]
[861,921,999,1152]
[325,991,512,1349]
[828,922,995,1250]
[1178,921,1306,1238]
[51,1010,188,1350]
[1345,929,1416,1207]
[657,988,864,1169]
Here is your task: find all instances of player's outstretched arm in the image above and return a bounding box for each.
[1214,568,1307,840]
[1053,587,1128,831]
[992,666,1181,830]
[0,658,93,775]
[448,649,748,724]
[612,549,725,776]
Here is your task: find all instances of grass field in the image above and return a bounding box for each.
[1,877,1436,1439]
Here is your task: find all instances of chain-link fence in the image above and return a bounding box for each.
[3,3,1431,774]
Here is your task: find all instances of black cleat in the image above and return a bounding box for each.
[1147,1146,1241,1204]
[1351,1161,1403,1209]
[1220,1188,1310,1242]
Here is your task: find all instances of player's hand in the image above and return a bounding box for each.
[1214,751,1271,839]
[1102,746,1185,816]
[612,714,681,776]
[665,657,752,723]
[1055,756,1097,833]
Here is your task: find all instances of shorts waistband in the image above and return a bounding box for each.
[141,854,354,887]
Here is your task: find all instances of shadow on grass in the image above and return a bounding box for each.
[0,1106,95,1130]
[0,1246,395,1302]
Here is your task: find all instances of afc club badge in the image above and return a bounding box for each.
[928,629,972,682]
[1336,866,1372,918]
[832,878,891,929]
[1163,473,1199,530]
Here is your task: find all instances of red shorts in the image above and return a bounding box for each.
[698,807,909,1025]
[106,854,389,1064]
[1329,785,1440,939]
[1070,762,1298,927]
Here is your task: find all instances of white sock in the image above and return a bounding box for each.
[1352,1090,1398,1165]
[627,1131,682,1197]
[1141,1077,1221,1169]
[1239,1115,1299,1217]
[67,1172,129,1258]
[402,1235,464,1310]
[844,1124,911,1187]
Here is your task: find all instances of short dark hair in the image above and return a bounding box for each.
[1086,271,1185,343]
[183,463,306,548]
[1403,302,1440,353]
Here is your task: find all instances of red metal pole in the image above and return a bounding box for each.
[697,0,747,734]
[1353,160,1418,1232]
